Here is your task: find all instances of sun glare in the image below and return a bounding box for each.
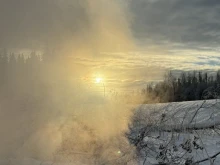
[95,77,103,84]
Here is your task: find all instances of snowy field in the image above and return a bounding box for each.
[2,100,220,165]
[130,99,220,165]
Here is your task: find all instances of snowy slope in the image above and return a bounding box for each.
[130,99,220,165]
[3,100,220,165]
[135,100,220,129]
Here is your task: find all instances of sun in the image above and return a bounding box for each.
[95,77,103,83]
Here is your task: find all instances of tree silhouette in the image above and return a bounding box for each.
[143,70,220,103]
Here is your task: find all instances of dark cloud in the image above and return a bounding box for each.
[129,0,220,49]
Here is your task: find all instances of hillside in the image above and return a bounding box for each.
[128,99,220,165]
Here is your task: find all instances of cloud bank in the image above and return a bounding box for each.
[130,0,220,49]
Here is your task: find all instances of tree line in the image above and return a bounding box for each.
[0,49,42,97]
[1,48,219,104]
[142,71,220,103]
[0,48,72,108]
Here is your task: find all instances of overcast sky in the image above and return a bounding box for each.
[1,0,220,91]
[130,0,220,49]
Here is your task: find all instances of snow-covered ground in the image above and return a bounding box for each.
[130,99,220,165]
[3,100,220,165]
[135,100,220,130]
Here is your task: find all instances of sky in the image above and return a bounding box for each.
[1,0,220,92]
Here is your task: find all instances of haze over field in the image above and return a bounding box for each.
[0,0,220,164]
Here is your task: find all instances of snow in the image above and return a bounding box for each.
[2,100,220,164]
[132,99,220,165]
[135,100,220,129]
